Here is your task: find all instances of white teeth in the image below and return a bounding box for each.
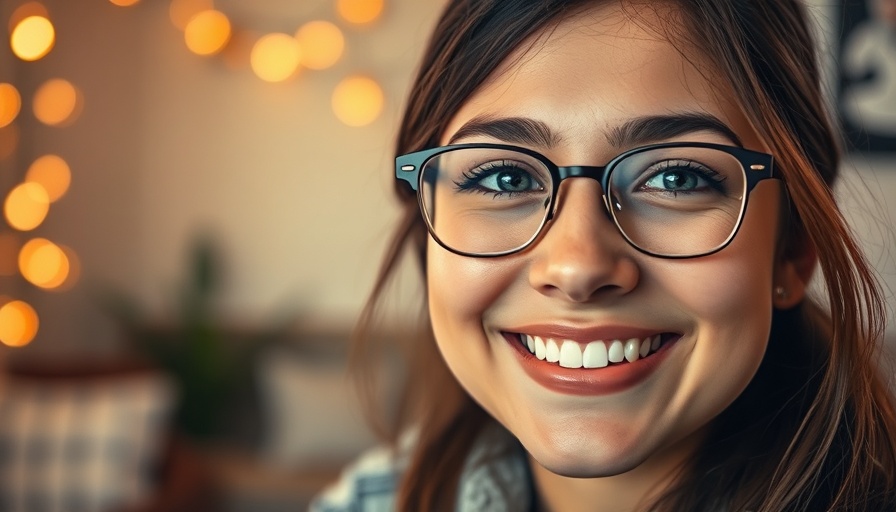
[608,340,625,363]
[624,338,641,363]
[534,336,546,360]
[545,339,560,363]
[520,334,665,368]
[559,341,583,369]
[639,338,650,358]
[582,341,608,368]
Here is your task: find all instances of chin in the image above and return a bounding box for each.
[530,452,648,479]
[521,435,653,478]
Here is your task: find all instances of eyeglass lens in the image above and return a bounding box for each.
[419,146,748,257]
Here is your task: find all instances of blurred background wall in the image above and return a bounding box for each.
[0,3,445,507]
[0,0,441,358]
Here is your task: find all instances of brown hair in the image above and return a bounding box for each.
[352,1,896,510]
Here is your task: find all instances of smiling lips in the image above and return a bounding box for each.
[522,334,662,369]
[504,329,678,395]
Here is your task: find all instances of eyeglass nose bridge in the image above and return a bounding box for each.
[546,165,612,222]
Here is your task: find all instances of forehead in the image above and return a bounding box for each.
[441,2,760,152]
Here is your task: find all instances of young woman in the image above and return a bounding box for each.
[313,1,896,510]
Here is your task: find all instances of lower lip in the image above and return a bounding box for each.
[504,332,679,396]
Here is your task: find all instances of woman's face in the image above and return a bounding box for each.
[427,3,792,480]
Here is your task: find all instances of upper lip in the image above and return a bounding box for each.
[505,324,672,343]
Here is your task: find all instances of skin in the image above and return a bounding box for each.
[872,0,896,24]
[425,3,810,512]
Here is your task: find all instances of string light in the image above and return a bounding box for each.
[1,0,390,347]
[4,182,50,231]
[25,154,71,203]
[0,83,21,128]
[0,300,39,347]
[336,0,384,25]
[332,75,384,127]
[33,78,82,126]
[295,20,344,70]
[184,9,231,56]
[19,238,70,289]
[162,1,387,125]
[4,3,81,348]
[10,15,55,61]
[250,33,302,83]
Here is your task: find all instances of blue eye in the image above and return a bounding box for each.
[455,161,545,195]
[639,160,725,194]
[643,169,701,191]
[480,168,537,192]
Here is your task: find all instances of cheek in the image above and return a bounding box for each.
[426,240,521,327]
[654,185,780,328]
[426,240,527,399]
[652,197,779,411]
[661,256,772,321]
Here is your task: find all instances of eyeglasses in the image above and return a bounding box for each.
[396,142,777,258]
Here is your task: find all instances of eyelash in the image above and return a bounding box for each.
[454,161,540,196]
[638,160,728,193]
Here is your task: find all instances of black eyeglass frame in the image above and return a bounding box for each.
[396,141,778,259]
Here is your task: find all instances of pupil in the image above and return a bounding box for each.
[499,171,526,191]
[663,172,688,189]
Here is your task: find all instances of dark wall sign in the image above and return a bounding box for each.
[837,0,896,152]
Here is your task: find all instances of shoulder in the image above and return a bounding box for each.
[309,442,408,512]
[310,424,533,512]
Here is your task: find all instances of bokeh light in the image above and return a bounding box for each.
[0,232,19,276]
[9,3,49,33]
[331,75,384,127]
[33,78,82,126]
[19,238,69,289]
[336,0,384,25]
[0,83,21,128]
[184,9,231,56]
[295,21,344,70]
[4,182,50,231]
[169,0,214,31]
[109,0,140,6]
[250,33,301,83]
[0,124,19,161]
[25,154,71,203]
[0,300,39,347]
[10,15,55,61]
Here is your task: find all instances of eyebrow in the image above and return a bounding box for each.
[447,112,743,148]
[607,112,743,148]
[448,116,560,146]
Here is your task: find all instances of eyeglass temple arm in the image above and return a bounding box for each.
[396,156,422,191]
[743,154,777,191]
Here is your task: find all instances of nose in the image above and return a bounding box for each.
[528,180,640,303]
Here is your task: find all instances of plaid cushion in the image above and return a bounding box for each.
[0,373,175,512]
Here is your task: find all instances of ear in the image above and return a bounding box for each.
[772,237,817,310]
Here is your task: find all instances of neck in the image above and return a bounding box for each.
[529,428,705,512]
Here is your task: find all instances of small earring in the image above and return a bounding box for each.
[774,286,788,300]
